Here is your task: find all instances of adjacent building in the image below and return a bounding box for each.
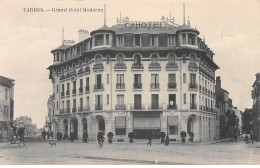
[13,116,38,136]
[0,76,15,139]
[47,9,219,142]
[252,73,260,140]
[233,107,242,136]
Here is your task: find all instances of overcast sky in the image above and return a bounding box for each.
[0,0,259,128]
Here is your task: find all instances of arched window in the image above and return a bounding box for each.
[95,55,102,64]
[190,54,196,63]
[85,59,89,67]
[117,54,124,64]
[168,54,176,64]
[151,54,159,64]
[134,54,141,65]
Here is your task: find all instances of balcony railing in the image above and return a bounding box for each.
[131,63,144,70]
[188,63,198,70]
[116,83,125,89]
[78,69,83,75]
[133,83,142,89]
[85,86,90,92]
[93,64,104,71]
[60,74,65,80]
[114,63,126,70]
[94,84,104,90]
[61,91,65,97]
[60,108,70,113]
[149,63,161,70]
[150,83,160,89]
[130,104,145,110]
[95,104,103,110]
[189,83,198,89]
[78,106,90,112]
[72,107,77,113]
[168,83,177,89]
[72,89,76,95]
[66,90,70,96]
[167,104,178,110]
[199,85,201,91]
[83,67,91,73]
[115,104,126,110]
[166,63,178,71]
[148,104,163,110]
[79,87,83,93]
[190,104,197,109]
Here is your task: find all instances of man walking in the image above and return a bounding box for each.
[147,131,153,146]
[83,130,88,143]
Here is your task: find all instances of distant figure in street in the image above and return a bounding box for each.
[42,131,46,140]
[50,131,54,139]
[18,127,26,146]
[250,134,254,144]
[245,134,249,144]
[97,132,105,148]
[83,130,88,143]
[147,131,153,146]
[165,134,169,146]
[234,133,238,143]
[70,132,74,142]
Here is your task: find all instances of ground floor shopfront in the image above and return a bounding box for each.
[0,121,9,139]
[51,110,216,142]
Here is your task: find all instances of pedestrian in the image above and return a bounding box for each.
[83,130,88,143]
[245,134,249,144]
[42,130,46,140]
[165,134,169,146]
[70,132,74,142]
[147,131,153,146]
[250,134,254,144]
[50,131,54,139]
[97,132,105,147]
[234,133,238,143]
[18,127,26,146]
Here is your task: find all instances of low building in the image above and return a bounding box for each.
[0,76,15,139]
[13,116,37,136]
[233,107,242,136]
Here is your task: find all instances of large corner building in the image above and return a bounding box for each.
[47,9,219,142]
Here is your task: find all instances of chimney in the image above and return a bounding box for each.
[216,76,221,89]
[78,29,89,43]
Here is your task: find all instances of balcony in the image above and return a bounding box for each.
[116,83,125,90]
[94,84,104,91]
[78,106,90,112]
[60,74,65,80]
[72,89,76,95]
[150,83,160,90]
[61,91,65,97]
[78,69,83,75]
[133,83,142,89]
[148,104,163,110]
[131,63,144,70]
[188,63,198,70]
[60,108,70,114]
[166,63,178,71]
[114,63,126,70]
[83,67,91,74]
[72,107,77,113]
[168,83,177,89]
[130,104,145,110]
[79,87,83,94]
[149,63,161,70]
[66,90,70,96]
[190,104,197,109]
[93,64,104,72]
[115,104,126,110]
[95,104,103,110]
[167,104,178,110]
[85,86,90,92]
[189,83,198,89]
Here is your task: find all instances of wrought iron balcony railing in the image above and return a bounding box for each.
[61,91,65,97]
[149,63,161,70]
[168,83,177,89]
[85,86,90,92]
[130,104,145,110]
[133,83,142,89]
[190,104,197,109]
[167,104,178,110]
[72,89,76,95]
[95,104,103,110]
[116,83,125,89]
[166,63,178,70]
[66,90,70,96]
[189,83,198,89]
[150,83,160,89]
[93,64,104,71]
[114,63,126,70]
[79,87,83,93]
[72,107,77,113]
[188,63,198,69]
[115,104,126,110]
[94,84,104,90]
[131,63,144,70]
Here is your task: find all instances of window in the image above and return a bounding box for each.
[184,93,186,104]
[134,74,142,89]
[168,74,176,84]
[106,34,109,45]
[80,79,83,88]
[66,100,70,110]
[115,116,126,135]
[182,33,186,45]
[95,95,103,110]
[73,99,76,108]
[5,89,8,100]
[183,73,186,83]
[134,35,141,46]
[168,35,175,46]
[56,85,59,93]
[116,74,124,89]
[134,94,142,109]
[73,81,76,94]
[95,55,102,64]
[80,98,83,109]
[118,35,123,46]
[107,74,109,84]
[62,84,64,92]
[86,77,89,91]
[117,54,124,64]
[190,94,196,109]
[168,94,176,109]
[190,74,196,84]
[188,33,196,45]
[151,34,158,46]
[117,95,124,105]
[95,74,102,89]
[86,96,89,107]
[168,116,178,135]
[107,94,109,105]
[95,34,104,46]
[151,74,159,89]
[57,102,58,110]
[151,54,159,64]
[151,94,159,109]
[168,54,176,64]
[141,34,150,47]
[134,54,141,65]
[62,101,64,110]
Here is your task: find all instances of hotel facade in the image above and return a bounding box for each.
[48,13,219,142]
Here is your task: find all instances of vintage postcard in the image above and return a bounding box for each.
[0,0,260,165]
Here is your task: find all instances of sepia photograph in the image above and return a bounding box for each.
[0,0,260,165]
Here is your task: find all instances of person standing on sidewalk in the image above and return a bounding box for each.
[165,134,169,146]
[147,131,153,146]
[245,134,249,144]
[83,130,88,143]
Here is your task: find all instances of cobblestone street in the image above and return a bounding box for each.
[0,139,260,165]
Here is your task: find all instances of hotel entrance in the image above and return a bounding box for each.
[133,112,161,139]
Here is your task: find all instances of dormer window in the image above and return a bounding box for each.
[95,34,104,46]
[188,34,196,45]
[57,53,60,61]
[168,35,175,46]
[151,34,158,46]
[182,34,186,45]
[118,35,124,47]
[134,35,141,46]
[106,34,109,45]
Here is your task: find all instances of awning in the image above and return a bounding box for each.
[133,116,160,129]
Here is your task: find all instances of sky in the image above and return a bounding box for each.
[0,0,259,128]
